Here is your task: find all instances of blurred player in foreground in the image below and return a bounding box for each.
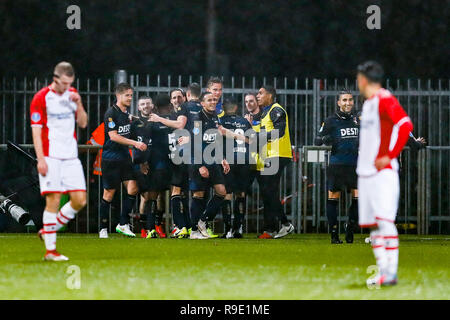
[356,61,413,286]
[31,62,88,261]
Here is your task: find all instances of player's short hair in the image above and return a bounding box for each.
[261,85,276,102]
[187,82,201,98]
[223,98,238,114]
[170,88,185,98]
[54,61,74,77]
[154,93,171,110]
[138,95,152,102]
[245,92,257,100]
[337,88,353,100]
[357,61,384,83]
[206,76,223,88]
[115,82,133,94]
[200,91,214,101]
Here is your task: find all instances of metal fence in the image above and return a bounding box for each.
[1,75,449,234]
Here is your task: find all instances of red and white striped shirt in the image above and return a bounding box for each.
[30,86,79,159]
[357,88,413,177]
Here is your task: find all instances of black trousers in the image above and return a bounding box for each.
[256,157,291,232]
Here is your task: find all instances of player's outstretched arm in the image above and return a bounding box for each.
[218,125,249,144]
[149,114,187,129]
[31,126,48,176]
[108,131,147,151]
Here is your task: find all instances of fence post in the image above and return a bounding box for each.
[417,148,426,235]
[114,70,127,87]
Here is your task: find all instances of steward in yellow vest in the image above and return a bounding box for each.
[254,85,294,239]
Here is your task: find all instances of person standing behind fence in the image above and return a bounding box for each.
[31,61,88,261]
[254,85,295,239]
[356,61,413,287]
[206,77,224,118]
[315,89,360,244]
[98,83,147,239]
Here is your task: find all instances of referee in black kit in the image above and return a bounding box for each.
[315,89,359,244]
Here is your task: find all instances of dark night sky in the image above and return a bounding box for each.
[0,0,449,79]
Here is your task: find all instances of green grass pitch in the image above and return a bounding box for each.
[0,233,448,299]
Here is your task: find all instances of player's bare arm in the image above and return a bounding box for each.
[70,92,88,128]
[221,159,230,174]
[149,113,187,129]
[218,125,249,143]
[108,130,147,151]
[31,126,48,176]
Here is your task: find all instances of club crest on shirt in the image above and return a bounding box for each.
[31,112,41,122]
[108,121,115,129]
[193,121,201,135]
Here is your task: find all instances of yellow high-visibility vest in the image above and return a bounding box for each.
[250,116,264,171]
[259,103,292,160]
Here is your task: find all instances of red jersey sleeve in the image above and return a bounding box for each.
[379,95,413,159]
[30,88,48,127]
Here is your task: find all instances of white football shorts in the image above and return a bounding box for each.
[39,157,86,195]
[358,168,399,228]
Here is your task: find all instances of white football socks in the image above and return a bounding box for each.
[56,202,78,231]
[370,228,388,274]
[377,219,399,276]
[43,211,57,251]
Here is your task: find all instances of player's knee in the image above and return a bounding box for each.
[45,193,61,211]
[192,191,204,199]
[215,185,226,197]
[71,193,87,210]
[377,219,397,235]
[171,186,181,196]
[103,188,115,201]
[328,191,341,199]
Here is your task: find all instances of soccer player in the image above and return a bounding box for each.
[220,98,252,238]
[149,83,203,238]
[186,92,230,239]
[356,61,413,286]
[98,83,147,238]
[314,89,360,244]
[170,88,186,110]
[31,61,88,261]
[134,96,154,223]
[244,92,262,128]
[130,96,154,236]
[142,94,176,238]
[255,85,295,239]
[206,77,224,118]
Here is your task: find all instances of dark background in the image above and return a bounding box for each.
[0,0,449,78]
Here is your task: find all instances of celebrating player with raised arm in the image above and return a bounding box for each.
[31,61,88,261]
[356,61,413,287]
[149,83,203,238]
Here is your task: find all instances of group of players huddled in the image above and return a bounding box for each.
[98,77,295,240]
[31,60,419,287]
